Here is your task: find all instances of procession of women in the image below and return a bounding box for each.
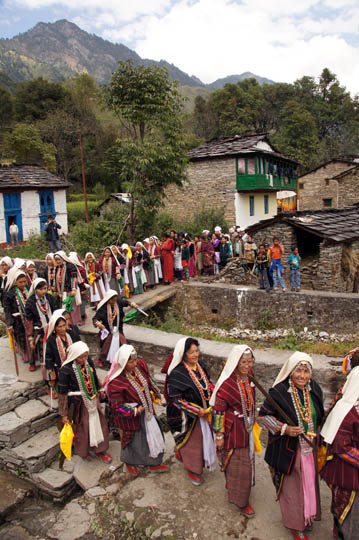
[0,243,358,540]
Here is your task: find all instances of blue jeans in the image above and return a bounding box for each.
[48,239,61,252]
[259,268,270,290]
[290,268,301,289]
[271,260,286,289]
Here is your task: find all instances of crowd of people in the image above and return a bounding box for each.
[2,228,357,540]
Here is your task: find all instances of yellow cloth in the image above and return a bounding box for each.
[8,331,14,351]
[59,423,74,461]
[317,444,327,472]
[88,272,96,285]
[253,421,262,453]
[124,284,130,298]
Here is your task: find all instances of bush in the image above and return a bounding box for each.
[68,193,100,202]
[0,233,48,259]
[153,206,228,238]
[67,200,100,227]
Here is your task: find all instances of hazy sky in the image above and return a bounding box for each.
[1,0,358,92]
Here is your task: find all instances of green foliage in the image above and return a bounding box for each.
[4,123,57,171]
[14,77,70,122]
[152,206,228,238]
[92,181,107,202]
[68,192,100,202]
[273,330,298,351]
[66,200,100,227]
[0,233,48,259]
[257,311,276,331]
[0,86,14,127]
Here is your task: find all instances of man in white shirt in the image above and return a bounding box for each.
[9,222,19,246]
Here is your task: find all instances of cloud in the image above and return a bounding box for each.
[4,0,359,93]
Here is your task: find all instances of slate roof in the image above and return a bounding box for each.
[247,204,359,243]
[187,133,299,164]
[0,165,69,189]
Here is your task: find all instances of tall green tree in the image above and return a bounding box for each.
[0,86,14,127]
[14,78,70,122]
[4,123,56,171]
[104,60,188,242]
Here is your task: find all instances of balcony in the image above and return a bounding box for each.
[236,173,298,192]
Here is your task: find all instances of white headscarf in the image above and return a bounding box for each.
[46,309,67,339]
[202,230,210,235]
[96,289,118,312]
[106,344,136,386]
[14,258,25,269]
[26,260,35,269]
[28,277,47,297]
[46,253,55,263]
[5,268,26,290]
[54,250,73,265]
[167,337,189,375]
[121,243,129,251]
[85,252,95,262]
[69,252,84,267]
[321,366,359,444]
[62,341,89,367]
[214,226,222,233]
[0,256,13,268]
[209,344,254,406]
[273,351,313,387]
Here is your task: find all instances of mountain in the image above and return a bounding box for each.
[0,20,274,91]
[207,72,274,89]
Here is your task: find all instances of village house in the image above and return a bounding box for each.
[246,204,359,293]
[164,133,299,228]
[0,164,69,245]
[298,158,359,211]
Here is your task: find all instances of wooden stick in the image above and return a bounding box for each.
[249,374,315,449]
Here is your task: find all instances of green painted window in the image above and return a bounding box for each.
[299,183,304,189]
[323,198,332,207]
[249,196,255,216]
[264,195,269,214]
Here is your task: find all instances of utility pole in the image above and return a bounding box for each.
[78,130,89,224]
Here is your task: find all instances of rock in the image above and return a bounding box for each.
[0,411,30,446]
[87,502,96,515]
[38,393,59,410]
[73,440,122,490]
[15,399,49,422]
[105,483,119,495]
[86,486,106,497]
[0,525,33,539]
[0,470,32,520]
[319,331,329,338]
[48,502,90,540]
[33,468,73,491]
[13,425,59,467]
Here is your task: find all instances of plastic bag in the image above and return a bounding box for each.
[59,423,74,461]
[253,421,262,454]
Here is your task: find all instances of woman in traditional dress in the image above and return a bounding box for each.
[3,270,32,369]
[210,345,256,518]
[200,235,215,275]
[43,253,56,295]
[25,278,55,370]
[164,337,216,486]
[321,366,359,540]
[45,310,81,393]
[0,256,13,304]
[147,237,161,287]
[58,341,111,463]
[93,289,139,368]
[54,251,81,324]
[99,247,122,296]
[161,233,174,285]
[194,236,203,275]
[133,242,148,294]
[173,239,183,281]
[105,344,168,476]
[258,351,324,540]
[85,252,105,309]
[68,252,89,326]
[26,260,38,287]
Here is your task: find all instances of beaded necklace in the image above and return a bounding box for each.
[36,294,49,316]
[107,302,118,331]
[48,267,55,287]
[184,362,211,407]
[126,367,154,420]
[75,361,97,400]
[290,382,315,455]
[56,333,73,364]
[56,265,65,291]
[290,380,312,423]
[15,286,29,312]
[236,375,255,433]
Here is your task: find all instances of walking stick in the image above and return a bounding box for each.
[9,330,19,376]
[249,374,315,449]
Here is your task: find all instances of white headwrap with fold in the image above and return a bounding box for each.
[104,344,136,389]
[5,268,26,290]
[62,341,89,368]
[273,351,313,387]
[321,366,359,445]
[69,252,84,267]
[46,253,55,263]
[121,243,129,251]
[26,260,35,268]
[85,252,95,261]
[28,277,47,297]
[209,344,254,406]
[54,250,73,264]
[96,289,118,312]
[0,256,13,268]
[14,258,25,269]
[46,309,67,339]
[167,337,188,375]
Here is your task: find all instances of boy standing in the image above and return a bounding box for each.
[256,244,270,292]
[288,247,301,292]
[270,237,286,292]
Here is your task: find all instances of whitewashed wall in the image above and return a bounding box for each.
[54,189,68,234]
[0,195,6,244]
[235,192,277,229]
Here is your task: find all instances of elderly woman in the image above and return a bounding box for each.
[258,352,324,540]
[93,289,139,367]
[105,344,167,476]
[85,252,105,308]
[146,237,160,288]
[164,337,216,486]
[58,341,111,463]
[210,345,256,517]
[321,366,359,540]
[25,278,55,369]
[45,310,81,393]
[3,270,32,368]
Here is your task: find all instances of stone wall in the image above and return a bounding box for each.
[338,167,359,208]
[176,282,359,333]
[251,222,297,265]
[164,158,236,223]
[298,161,354,211]
[314,241,343,291]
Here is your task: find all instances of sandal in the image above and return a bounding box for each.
[126,464,139,476]
[187,470,203,486]
[97,452,112,463]
[149,464,169,473]
[29,365,36,372]
[238,504,255,518]
[290,530,308,540]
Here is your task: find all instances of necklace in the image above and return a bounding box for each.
[184,362,211,407]
[107,302,118,331]
[36,294,49,315]
[75,362,97,400]
[236,375,255,433]
[126,367,154,420]
[56,333,73,364]
[290,381,312,423]
[15,287,29,311]
[127,370,144,391]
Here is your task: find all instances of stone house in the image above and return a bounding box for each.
[164,134,299,229]
[0,164,69,245]
[247,204,359,293]
[298,158,359,211]
[96,193,131,216]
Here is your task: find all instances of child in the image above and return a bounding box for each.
[256,244,270,292]
[269,237,286,292]
[181,240,190,281]
[288,247,301,292]
[219,236,231,269]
